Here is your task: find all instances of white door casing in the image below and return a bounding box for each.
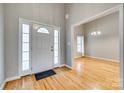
[19,18,60,76]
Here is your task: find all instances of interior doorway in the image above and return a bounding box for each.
[71,5,121,89]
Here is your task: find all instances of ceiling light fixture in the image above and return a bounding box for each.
[97,31,101,35]
[90,31,101,36]
[93,32,97,35]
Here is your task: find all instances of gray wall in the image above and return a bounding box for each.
[65,3,120,66]
[0,4,4,87]
[84,12,119,61]
[4,4,66,79]
[2,3,122,80]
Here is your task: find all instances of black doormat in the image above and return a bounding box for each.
[35,69,56,80]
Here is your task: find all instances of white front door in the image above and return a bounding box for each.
[32,24,54,73]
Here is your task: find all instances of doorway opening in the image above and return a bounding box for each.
[71,5,122,89]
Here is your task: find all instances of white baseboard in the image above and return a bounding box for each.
[0,64,72,90]
[0,76,21,90]
[5,76,21,82]
[74,56,82,59]
[59,64,66,67]
[74,56,85,59]
[85,55,119,62]
[65,64,72,69]
[0,81,6,90]
[59,64,72,69]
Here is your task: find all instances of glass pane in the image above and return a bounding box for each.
[77,49,80,52]
[77,46,81,52]
[77,36,82,44]
[37,28,49,34]
[54,30,59,65]
[22,43,29,51]
[54,51,58,57]
[22,34,29,42]
[22,52,29,61]
[77,45,81,48]
[22,24,29,33]
[54,30,58,37]
[54,37,58,43]
[22,61,29,71]
[54,57,58,65]
[54,44,58,50]
[77,36,83,53]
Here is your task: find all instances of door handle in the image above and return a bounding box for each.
[51,49,54,51]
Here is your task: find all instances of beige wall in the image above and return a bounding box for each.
[84,12,119,61]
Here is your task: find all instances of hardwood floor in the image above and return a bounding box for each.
[4,57,120,90]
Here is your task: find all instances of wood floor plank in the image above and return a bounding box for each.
[4,57,120,90]
[50,76,65,90]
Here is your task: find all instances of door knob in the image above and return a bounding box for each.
[51,49,54,51]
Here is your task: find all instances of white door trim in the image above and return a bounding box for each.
[19,18,60,76]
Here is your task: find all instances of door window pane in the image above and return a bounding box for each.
[54,30,58,37]
[22,52,29,61]
[54,51,58,57]
[22,34,29,42]
[22,61,29,71]
[54,37,58,43]
[22,24,30,71]
[37,28,49,34]
[22,43,29,51]
[22,24,29,33]
[54,57,58,65]
[54,44,58,50]
[54,30,59,66]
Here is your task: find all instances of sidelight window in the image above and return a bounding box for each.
[54,30,59,66]
[22,24,30,71]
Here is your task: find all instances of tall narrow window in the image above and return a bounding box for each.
[22,24,30,71]
[77,36,82,53]
[54,30,59,66]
